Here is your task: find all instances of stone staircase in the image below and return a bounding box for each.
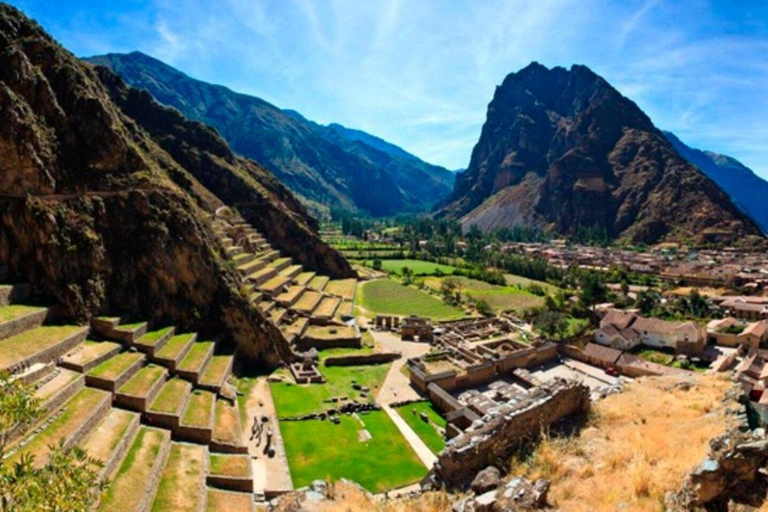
[1,289,254,511]
[210,214,361,351]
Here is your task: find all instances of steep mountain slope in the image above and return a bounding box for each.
[0,4,350,365]
[437,63,762,245]
[664,131,768,233]
[283,111,456,209]
[85,52,453,215]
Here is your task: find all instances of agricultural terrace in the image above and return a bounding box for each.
[423,275,545,313]
[357,279,466,320]
[280,411,426,492]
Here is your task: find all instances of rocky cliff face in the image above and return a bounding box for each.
[0,4,347,365]
[664,131,768,234]
[437,63,762,245]
[86,52,454,216]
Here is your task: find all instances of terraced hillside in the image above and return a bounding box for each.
[1,278,256,511]
[210,212,361,353]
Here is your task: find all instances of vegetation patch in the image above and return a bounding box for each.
[200,354,232,386]
[119,364,166,396]
[357,279,465,320]
[365,259,457,276]
[150,379,190,414]
[151,443,205,512]
[209,453,250,478]
[395,401,447,454]
[281,411,426,492]
[213,399,240,445]
[136,327,173,347]
[98,427,167,512]
[0,304,45,323]
[88,352,143,380]
[0,326,84,368]
[510,375,730,511]
[181,390,215,427]
[155,333,195,360]
[270,363,390,417]
[177,341,214,371]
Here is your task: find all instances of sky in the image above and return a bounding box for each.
[9,0,768,177]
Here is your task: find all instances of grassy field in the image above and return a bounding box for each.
[363,259,457,276]
[181,390,215,427]
[423,276,545,313]
[118,364,166,396]
[270,363,391,417]
[395,401,446,454]
[357,279,466,320]
[504,273,561,293]
[209,453,250,477]
[281,411,426,492]
[150,379,190,413]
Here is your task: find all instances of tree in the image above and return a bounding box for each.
[0,373,105,511]
[620,280,630,297]
[578,272,608,312]
[401,266,414,285]
[476,299,494,317]
[534,310,569,340]
[372,257,382,271]
[635,289,661,315]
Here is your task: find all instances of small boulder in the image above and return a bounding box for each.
[470,466,501,494]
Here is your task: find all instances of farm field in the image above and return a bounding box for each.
[357,279,466,320]
[280,411,426,492]
[424,276,545,313]
[503,273,561,293]
[395,401,447,454]
[363,259,457,276]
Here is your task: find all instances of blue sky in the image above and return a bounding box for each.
[10,0,768,177]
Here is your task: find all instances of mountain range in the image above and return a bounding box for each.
[663,131,768,233]
[85,51,454,217]
[436,62,762,245]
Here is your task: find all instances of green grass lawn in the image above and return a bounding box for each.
[364,259,457,276]
[394,401,446,455]
[135,327,173,348]
[281,411,426,492]
[423,275,544,313]
[209,453,250,477]
[0,304,45,322]
[357,279,465,320]
[0,325,84,368]
[270,363,391,417]
[88,352,143,380]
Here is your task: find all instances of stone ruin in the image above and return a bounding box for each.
[428,378,590,490]
[401,316,434,342]
[374,315,401,331]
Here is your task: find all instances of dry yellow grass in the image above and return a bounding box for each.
[511,374,732,512]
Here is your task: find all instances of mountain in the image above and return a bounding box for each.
[436,62,762,245]
[663,131,768,233]
[85,52,454,216]
[0,4,352,365]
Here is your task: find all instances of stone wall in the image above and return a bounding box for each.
[433,380,590,489]
[324,352,400,366]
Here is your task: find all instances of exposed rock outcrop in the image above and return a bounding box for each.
[437,63,763,245]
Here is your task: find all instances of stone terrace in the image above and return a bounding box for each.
[2,287,254,511]
[210,211,360,357]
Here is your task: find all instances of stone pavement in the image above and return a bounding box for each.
[243,378,293,497]
[371,329,430,405]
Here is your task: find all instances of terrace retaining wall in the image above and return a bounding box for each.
[0,307,49,341]
[3,326,89,374]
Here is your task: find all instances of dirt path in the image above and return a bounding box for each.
[242,378,293,496]
[382,404,437,469]
[372,330,430,405]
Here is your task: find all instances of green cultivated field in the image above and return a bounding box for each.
[395,401,447,454]
[424,276,545,313]
[503,273,561,293]
[281,411,426,492]
[270,363,390,417]
[364,259,456,276]
[357,279,465,320]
